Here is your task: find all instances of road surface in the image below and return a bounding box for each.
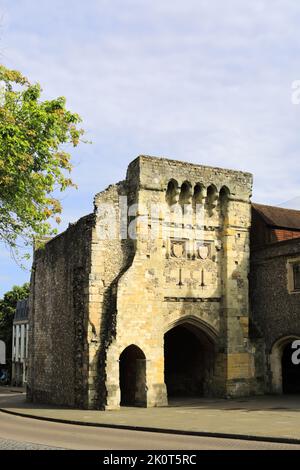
[0,410,299,450]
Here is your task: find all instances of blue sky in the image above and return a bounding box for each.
[1,0,300,296]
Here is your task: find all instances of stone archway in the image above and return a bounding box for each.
[282,342,300,394]
[119,345,147,406]
[270,336,300,394]
[164,319,216,399]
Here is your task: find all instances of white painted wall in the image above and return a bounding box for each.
[0,340,6,365]
[12,322,29,385]
[12,322,29,362]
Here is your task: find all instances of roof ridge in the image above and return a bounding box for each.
[253,202,300,214]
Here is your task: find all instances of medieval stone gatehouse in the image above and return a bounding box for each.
[27,155,299,409]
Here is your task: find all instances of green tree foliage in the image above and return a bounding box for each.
[0,283,29,375]
[0,64,85,256]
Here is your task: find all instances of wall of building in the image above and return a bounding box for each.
[250,208,270,248]
[251,205,300,249]
[250,238,300,392]
[0,340,5,365]
[12,321,29,386]
[271,228,300,243]
[28,155,259,410]
[96,156,255,408]
[27,214,94,407]
[86,182,135,409]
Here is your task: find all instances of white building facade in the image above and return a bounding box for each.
[0,340,5,365]
[12,299,29,386]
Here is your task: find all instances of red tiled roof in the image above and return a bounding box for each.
[252,203,300,230]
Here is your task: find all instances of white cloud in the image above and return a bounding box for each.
[1,0,300,292]
[0,1,300,222]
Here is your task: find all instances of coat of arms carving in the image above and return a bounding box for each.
[196,242,211,260]
[171,241,185,258]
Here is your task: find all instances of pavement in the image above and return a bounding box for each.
[1,388,300,445]
[0,437,63,450]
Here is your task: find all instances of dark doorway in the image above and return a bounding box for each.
[119,345,147,406]
[282,342,300,394]
[164,324,215,397]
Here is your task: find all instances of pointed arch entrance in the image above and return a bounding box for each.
[282,341,300,394]
[119,345,147,406]
[270,336,300,394]
[164,318,217,398]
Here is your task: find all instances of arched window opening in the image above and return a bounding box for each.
[179,181,192,206]
[166,179,179,206]
[119,345,147,406]
[206,185,218,215]
[193,183,206,205]
[219,186,230,217]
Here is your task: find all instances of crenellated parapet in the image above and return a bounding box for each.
[127,154,252,196]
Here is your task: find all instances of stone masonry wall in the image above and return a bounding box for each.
[250,238,300,393]
[87,182,135,409]
[250,238,300,357]
[98,156,255,408]
[28,155,258,410]
[27,214,94,407]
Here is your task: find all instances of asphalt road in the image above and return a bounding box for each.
[0,411,299,450]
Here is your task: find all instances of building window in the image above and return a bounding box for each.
[293,263,300,291]
[287,259,300,294]
[18,335,21,359]
[24,329,26,358]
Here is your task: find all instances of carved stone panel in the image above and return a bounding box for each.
[170,240,186,258]
[196,241,213,260]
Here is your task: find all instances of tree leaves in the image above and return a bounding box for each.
[0,283,29,374]
[0,65,87,258]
